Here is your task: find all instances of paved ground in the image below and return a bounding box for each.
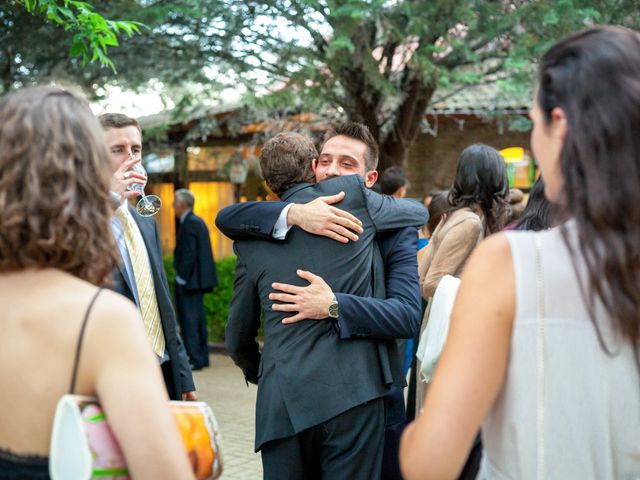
[194,353,263,479]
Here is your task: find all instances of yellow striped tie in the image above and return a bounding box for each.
[115,206,166,357]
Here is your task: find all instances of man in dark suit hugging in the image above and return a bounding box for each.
[222,130,425,479]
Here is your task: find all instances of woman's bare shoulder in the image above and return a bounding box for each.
[89,289,142,331]
[464,232,512,275]
[458,232,514,308]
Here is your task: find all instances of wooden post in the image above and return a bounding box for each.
[173,139,189,190]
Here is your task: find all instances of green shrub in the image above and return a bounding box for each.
[164,255,237,342]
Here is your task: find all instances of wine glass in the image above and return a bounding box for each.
[126,163,162,216]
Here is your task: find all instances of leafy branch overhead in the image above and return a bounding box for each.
[17,0,142,71]
[4,1,640,170]
[212,0,639,168]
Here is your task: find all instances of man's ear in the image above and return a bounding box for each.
[311,158,317,174]
[365,170,378,188]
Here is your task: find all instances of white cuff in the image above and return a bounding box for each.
[273,203,294,240]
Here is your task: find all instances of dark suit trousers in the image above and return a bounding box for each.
[381,386,408,480]
[261,398,385,480]
[175,284,209,369]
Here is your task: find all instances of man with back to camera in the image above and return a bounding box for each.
[217,123,425,479]
[172,188,218,371]
[100,113,196,401]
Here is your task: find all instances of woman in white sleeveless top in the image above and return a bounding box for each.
[400,26,640,480]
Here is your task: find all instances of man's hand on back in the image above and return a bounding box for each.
[287,192,363,243]
[270,270,334,324]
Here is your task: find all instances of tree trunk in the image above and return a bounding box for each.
[378,82,435,171]
[172,139,189,190]
[1,47,13,94]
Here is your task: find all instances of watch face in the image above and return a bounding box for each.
[329,302,339,318]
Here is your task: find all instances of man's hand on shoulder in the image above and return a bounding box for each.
[287,192,363,243]
[270,270,334,324]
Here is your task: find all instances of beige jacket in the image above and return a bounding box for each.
[415,207,483,407]
[418,207,483,300]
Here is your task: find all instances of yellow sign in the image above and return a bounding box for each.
[500,147,533,189]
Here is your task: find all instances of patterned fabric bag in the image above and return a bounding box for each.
[49,395,223,480]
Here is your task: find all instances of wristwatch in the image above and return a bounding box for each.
[328,295,339,319]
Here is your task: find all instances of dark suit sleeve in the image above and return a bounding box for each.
[225,245,262,384]
[361,185,428,231]
[215,202,288,240]
[152,221,195,392]
[334,227,421,340]
[196,221,218,290]
[176,222,198,282]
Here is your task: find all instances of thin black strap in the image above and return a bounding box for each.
[69,287,105,394]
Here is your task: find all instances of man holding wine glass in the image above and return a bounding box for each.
[100,113,197,401]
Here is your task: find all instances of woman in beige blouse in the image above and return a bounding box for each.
[419,143,510,303]
[415,144,510,478]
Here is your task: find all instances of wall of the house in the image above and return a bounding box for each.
[406,114,531,198]
[147,181,235,259]
[145,114,531,259]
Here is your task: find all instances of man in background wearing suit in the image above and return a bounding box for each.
[101,113,196,401]
[220,130,426,479]
[172,189,218,371]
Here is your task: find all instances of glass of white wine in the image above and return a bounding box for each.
[126,162,162,217]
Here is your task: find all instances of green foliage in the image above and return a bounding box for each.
[5,0,640,169]
[16,0,142,71]
[2,0,234,103]
[204,256,237,342]
[164,255,237,343]
[197,0,640,168]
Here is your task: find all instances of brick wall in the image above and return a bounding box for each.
[406,114,531,197]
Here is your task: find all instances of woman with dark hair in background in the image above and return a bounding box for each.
[514,176,557,231]
[417,191,450,259]
[0,87,193,479]
[416,144,510,478]
[419,144,510,302]
[401,26,640,479]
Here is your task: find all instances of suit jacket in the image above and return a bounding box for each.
[174,211,218,292]
[109,204,195,400]
[220,175,425,450]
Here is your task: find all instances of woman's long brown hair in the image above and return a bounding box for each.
[538,26,640,368]
[0,87,119,285]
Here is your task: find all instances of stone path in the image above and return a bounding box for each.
[194,353,263,479]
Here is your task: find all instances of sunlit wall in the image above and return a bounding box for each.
[146,182,235,259]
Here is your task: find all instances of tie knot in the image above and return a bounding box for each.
[115,204,130,221]
[114,205,137,235]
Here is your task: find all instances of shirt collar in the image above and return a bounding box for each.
[179,209,191,224]
[110,191,128,210]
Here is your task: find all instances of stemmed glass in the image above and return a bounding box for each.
[126,162,162,217]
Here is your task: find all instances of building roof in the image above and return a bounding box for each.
[428,79,531,115]
[138,81,530,135]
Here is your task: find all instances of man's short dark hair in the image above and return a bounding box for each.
[99,113,141,132]
[379,166,407,195]
[322,122,379,171]
[260,132,316,195]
